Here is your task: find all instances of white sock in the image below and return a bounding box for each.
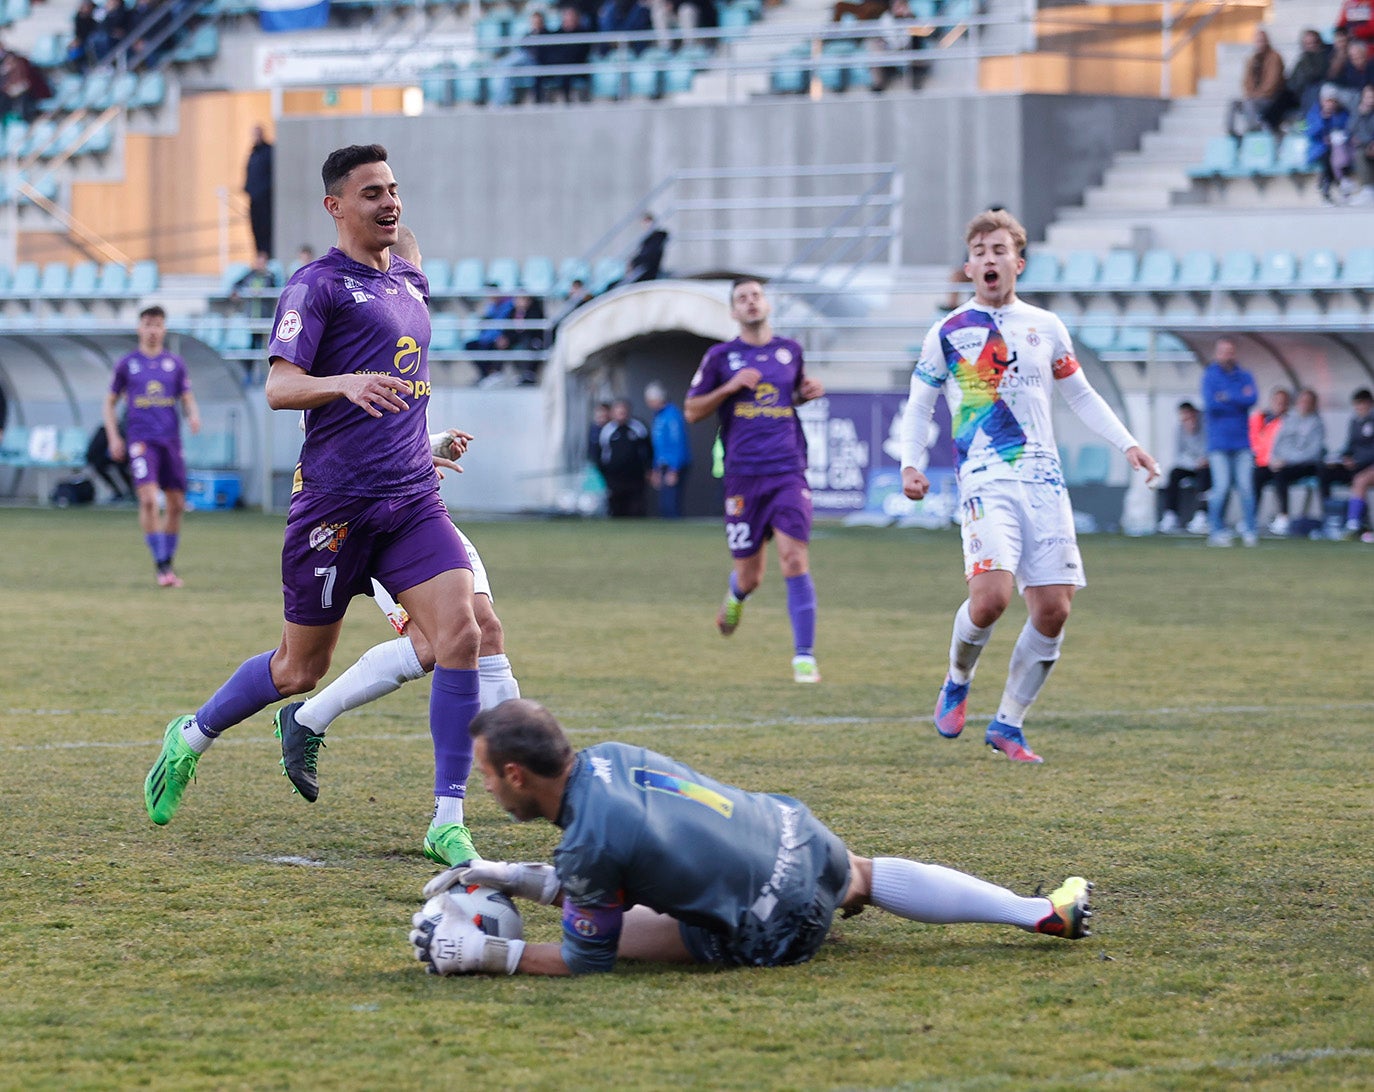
[180,717,217,755]
[870,857,1049,930]
[432,796,465,828]
[995,621,1063,728]
[478,653,521,711]
[948,600,993,685]
[297,637,426,734]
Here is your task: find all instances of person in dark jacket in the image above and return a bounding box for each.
[596,399,653,517]
[244,125,274,258]
[1322,387,1374,536]
[625,213,669,282]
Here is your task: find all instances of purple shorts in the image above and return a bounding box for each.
[127,439,187,494]
[721,470,813,559]
[281,489,470,626]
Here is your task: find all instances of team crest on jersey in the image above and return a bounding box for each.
[344,276,362,290]
[276,310,303,342]
[1026,328,1041,347]
[161,358,174,371]
[775,347,793,364]
[352,291,369,304]
[130,361,141,374]
[130,441,146,457]
[308,521,349,553]
[405,279,424,302]
[968,535,983,553]
[725,495,744,517]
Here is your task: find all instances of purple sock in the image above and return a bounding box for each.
[729,571,750,601]
[1348,497,1368,527]
[785,573,817,656]
[145,532,163,564]
[196,651,281,736]
[431,666,480,798]
[164,532,179,563]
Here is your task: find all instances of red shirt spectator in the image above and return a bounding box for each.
[1336,0,1374,43]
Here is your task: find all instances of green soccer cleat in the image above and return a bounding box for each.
[716,594,744,636]
[422,823,482,867]
[1035,876,1093,939]
[144,716,200,826]
[791,655,821,684]
[275,701,324,803]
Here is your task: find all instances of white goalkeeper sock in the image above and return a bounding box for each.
[948,600,993,685]
[995,620,1063,729]
[870,857,1047,929]
[478,653,521,711]
[297,637,427,734]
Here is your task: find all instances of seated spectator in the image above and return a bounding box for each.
[552,277,593,332]
[1335,0,1374,45]
[597,0,652,54]
[465,289,516,383]
[648,0,709,49]
[91,0,132,63]
[1227,28,1286,137]
[1349,84,1374,203]
[68,0,101,72]
[1321,387,1374,537]
[490,10,549,107]
[1157,401,1211,535]
[507,292,546,384]
[231,250,280,346]
[833,0,888,21]
[1306,85,1354,202]
[1250,387,1291,519]
[1,50,52,123]
[1267,388,1327,535]
[86,421,135,503]
[1331,37,1374,113]
[1285,28,1333,122]
[538,6,592,103]
[870,0,929,91]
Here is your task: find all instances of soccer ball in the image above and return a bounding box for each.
[442,884,524,940]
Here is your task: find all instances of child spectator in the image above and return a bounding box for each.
[1306,85,1354,202]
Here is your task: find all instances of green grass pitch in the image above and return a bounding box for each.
[1,508,1372,1089]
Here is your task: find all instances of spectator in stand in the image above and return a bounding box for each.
[624,213,669,283]
[1349,84,1374,204]
[538,6,592,102]
[1267,388,1327,535]
[1306,85,1354,203]
[645,381,691,518]
[91,0,132,63]
[871,0,929,92]
[1157,401,1212,535]
[587,400,612,479]
[1,49,51,122]
[290,244,315,275]
[231,250,281,353]
[596,398,653,517]
[1249,387,1290,521]
[552,277,592,334]
[1335,0,1374,44]
[597,0,652,55]
[1331,38,1374,113]
[648,0,708,49]
[833,0,888,21]
[466,289,516,385]
[1321,387,1374,538]
[1285,28,1333,122]
[490,10,549,107]
[507,293,546,385]
[1227,28,1286,138]
[244,125,274,259]
[1201,336,1259,547]
[68,0,101,72]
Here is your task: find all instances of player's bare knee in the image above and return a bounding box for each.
[432,615,481,667]
[474,597,505,654]
[409,629,437,672]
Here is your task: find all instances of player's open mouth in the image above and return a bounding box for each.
[983,271,999,287]
[378,217,397,229]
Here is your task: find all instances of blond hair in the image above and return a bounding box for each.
[964,209,1027,254]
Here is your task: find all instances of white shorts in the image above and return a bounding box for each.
[959,478,1086,592]
[454,526,493,600]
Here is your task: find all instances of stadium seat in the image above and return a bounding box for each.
[58,428,88,463]
[769,46,810,95]
[80,71,114,111]
[172,23,220,63]
[1075,443,1112,485]
[39,261,69,297]
[1340,247,1374,288]
[591,256,625,293]
[0,265,10,294]
[40,74,84,114]
[1098,250,1137,288]
[0,119,27,158]
[222,315,253,352]
[27,32,65,69]
[0,425,28,464]
[21,120,57,159]
[1298,249,1340,288]
[69,261,99,296]
[1273,132,1311,176]
[107,70,140,110]
[1216,250,1258,288]
[1058,251,1100,289]
[450,257,485,295]
[97,261,130,296]
[628,49,667,98]
[1176,250,1217,290]
[131,71,167,109]
[521,256,556,295]
[9,261,39,296]
[555,256,590,295]
[591,54,627,101]
[817,40,859,93]
[1136,249,1177,290]
[429,315,461,351]
[79,124,114,157]
[486,257,520,292]
[1257,249,1297,288]
[1018,251,1059,291]
[454,66,486,105]
[128,260,159,295]
[220,261,250,294]
[196,311,226,350]
[1225,131,1276,177]
[1188,135,1237,179]
[1075,324,1116,353]
[662,55,696,95]
[718,0,755,40]
[422,257,451,294]
[421,67,455,108]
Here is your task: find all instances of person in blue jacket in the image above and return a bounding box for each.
[645,380,690,518]
[1201,336,1260,546]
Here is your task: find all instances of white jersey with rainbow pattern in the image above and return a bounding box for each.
[912,298,1080,488]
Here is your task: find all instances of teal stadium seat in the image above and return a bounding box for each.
[555,257,589,295]
[1098,250,1138,288]
[591,256,625,293]
[69,261,99,296]
[718,0,755,40]
[128,260,159,295]
[58,428,88,463]
[196,311,226,350]
[628,48,666,98]
[486,257,520,292]
[1136,249,1177,290]
[429,315,461,351]
[1217,250,1258,288]
[818,40,859,93]
[662,55,696,94]
[22,119,57,158]
[131,71,166,109]
[8,262,37,296]
[421,66,455,107]
[1017,251,1059,290]
[0,426,29,464]
[79,124,113,157]
[108,71,139,109]
[769,46,809,95]
[1340,247,1374,287]
[222,315,253,352]
[1188,135,1237,180]
[0,265,10,294]
[80,71,114,111]
[1075,443,1112,485]
[454,66,486,105]
[1075,324,1116,353]
[1058,251,1100,289]
[0,119,27,158]
[1274,132,1311,175]
[423,257,451,294]
[1298,249,1340,288]
[28,32,65,69]
[39,261,69,296]
[97,262,130,296]
[41,74,84,113]
[521,256,555,294]
[1258,249,1297,288]
[172,23,220,63]
[591,53,627,100]
[1226,131,1276,177]
[1176,250,1217,290]
[450,258,485,295]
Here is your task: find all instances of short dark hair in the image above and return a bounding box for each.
[139,305,166,321]
[1354,388,1373,404]
[321,144,388,196]
[469,700,574,778]
[730,276,764,299]
[1177,401,1197,413]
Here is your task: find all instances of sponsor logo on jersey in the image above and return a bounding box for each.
[727,351,745,372]
[948,327,989,359]
[352,291,369,304]
[344,276,362,290]
[590,756,613,784]
[393,336,422,375]
[633,767,734,818]
[130,361,141,374]
[753,381,780,407]
[725,494,744,517]
[161,358,175,371]
[276,310,303,342]
[405,279,424,302]
[308,521,349,553]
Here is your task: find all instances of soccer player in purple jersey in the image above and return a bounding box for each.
[900,209,1159,763]
[143,145,485,869]
[685,278,825,684]
[102,305,201,587]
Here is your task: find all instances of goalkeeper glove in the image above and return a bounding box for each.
[423,861,561,905]
[410,894,526,976]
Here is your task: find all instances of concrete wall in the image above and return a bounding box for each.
[276,93,1168,267]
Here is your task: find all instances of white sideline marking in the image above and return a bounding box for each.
[2,702,1372,752]
[265,855,327,868]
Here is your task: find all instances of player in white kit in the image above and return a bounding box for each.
[900,209,1159,762]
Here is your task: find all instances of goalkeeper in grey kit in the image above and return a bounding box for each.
[410,700,1094,976]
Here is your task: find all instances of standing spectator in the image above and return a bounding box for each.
[1285,28,1334,121]
[1348,84,1374,203]
[86,420,136,503]
[597,0,652,54]
[538,6,592,103]
[231,250,282,354]
[645,381,690,518]
[1227,28,1286,138]
[103,305,202,585]
[870,0,927,91]
[1336,0,1374,44]
[290,245,316,275]
[1201,337,1259,547]
[1268,388,1327,535]
[1330,38,1374,113]
[596,398,653,517]
[244,124,274,259]
[1307,85,1354,203]
[1249,387,1291,521]
[1321,387,1374,536]
[91,0,131,62]
[625,212,669,282]
[1157,401,1212,535]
